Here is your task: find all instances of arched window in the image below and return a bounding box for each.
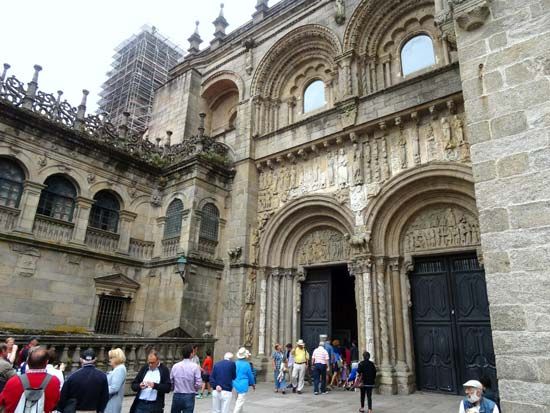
[89,191,120,233]
[37,175,77,221]
[199,203,220,241]
[401,35,436,77]
[164,199,184,239]
[0,158,25,208]
[303,80,326,113]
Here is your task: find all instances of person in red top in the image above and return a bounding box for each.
[0,347,60,413]
[197,350,213,399]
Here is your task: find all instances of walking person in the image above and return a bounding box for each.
[4,338,17,366]
[311,341,329,395]
[232,348,255,413]
[284,344,294,390]
[170,345,202,413]
[105,348,127,413]
[57,348,109,413]
[210,353,236,413]
[357,351,377,413]
[130,350,171,413]
[271,344,287,394]
[198,350,213,399]
[290,340,309,394]
[323,337,334,389]
[0,344,16,392]
[0,348,60,413]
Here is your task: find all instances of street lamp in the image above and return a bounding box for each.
[176,255,188,283]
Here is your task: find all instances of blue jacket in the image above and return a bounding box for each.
[210,360,236,392]
[232,360,255,394]
[462,397,497,413]
[58,364,109,412]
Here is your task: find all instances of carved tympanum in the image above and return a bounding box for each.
[296,228,351,265]
[403,206,480,252]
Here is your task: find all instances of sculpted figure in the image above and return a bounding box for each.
[335,0,346,25]
[337,148,349,188]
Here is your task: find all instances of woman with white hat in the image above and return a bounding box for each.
[232,347,255,413]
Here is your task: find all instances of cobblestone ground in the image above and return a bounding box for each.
[122,383,462,413]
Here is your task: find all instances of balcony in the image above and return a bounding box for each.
[129,238,155,260]
[85,227,120,253]
[33,215,74,243]
[0,205,19,232]
[162,236,180,258]
[198,237,218,258]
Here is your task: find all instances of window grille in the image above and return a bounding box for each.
[37,175,77,221]
[303,80,326,113]
[95,294,128,335]
[0,159,25,208]
[89,191,120,233]
[164,199,184,239]
[401,35,436,76]
[199,203,220,241]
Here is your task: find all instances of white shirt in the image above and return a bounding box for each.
[46,364,64,391]
[459,400,499,413]
[139,367,161,401]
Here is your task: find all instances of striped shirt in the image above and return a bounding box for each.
[312,346,329,365]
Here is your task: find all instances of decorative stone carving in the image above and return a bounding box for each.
[337,148,349,188]
[338,100,358,129]
[403,206,481,253]
[38,155,47,167]
[441,117,458,161]
[296,229,351,265]
[396,117,407,169]
[228,246,243,264]
[334,187,350,205]
[334,0,346,25]
[245,269,257,304]
[425,122,438,161]
[352,142,364,186]
[455,0,490,31]
[12,244,41,277]
[346,232,370,255]
[244,305,255,347]
[243,38,256,76]
[151,189,162,207]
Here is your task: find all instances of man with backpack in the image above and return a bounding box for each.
[0,347,60,413]
[57,348,109,413]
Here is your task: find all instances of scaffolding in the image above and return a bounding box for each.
[98,25,184,135]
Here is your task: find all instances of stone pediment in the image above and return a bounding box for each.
[94,273,140,297]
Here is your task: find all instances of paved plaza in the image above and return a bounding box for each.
[123,384,462,412]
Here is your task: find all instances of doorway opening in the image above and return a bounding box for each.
[301,264,357,353]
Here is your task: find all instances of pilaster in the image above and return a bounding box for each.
[117,210,137,254]
[13,181,45,235]
[70,196,94,245]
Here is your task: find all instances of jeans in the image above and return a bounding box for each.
[212,390,232,413]
[171,393,195,413]
[313,363,327,393]
[360,386,373,409]
[135,400,162,413]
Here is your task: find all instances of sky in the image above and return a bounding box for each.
[0,0,282,112]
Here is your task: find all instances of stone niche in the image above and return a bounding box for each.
[403,206,480,253]
[295,228,351,265]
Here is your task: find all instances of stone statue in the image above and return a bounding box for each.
[352,142,364,186]
[244,306,255,347]
[425,123,437,161]
[364,140,372,183]
[327,150,336,187]
[337,148,349,188]
[245,270,257,304]
[398,128,408,169]
[334,0,346,25]
[441,117,455,149]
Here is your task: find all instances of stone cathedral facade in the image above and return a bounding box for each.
[1,0,549,411]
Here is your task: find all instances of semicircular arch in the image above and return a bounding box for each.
[259,195,355,268]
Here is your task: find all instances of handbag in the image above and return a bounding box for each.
[353,375,363,389]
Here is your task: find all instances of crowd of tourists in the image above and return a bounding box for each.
[0,336,499,413]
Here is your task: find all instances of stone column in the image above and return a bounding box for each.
[361,258,375,361]
[271,269,281,346]
[293,271,306,343]
[14,181,46,234]
[401,260,415,388]
[152,217,166,258]
[258,270,268,356]
[117,210,137,254]
[376,257,396,394]
[70,196,94,245]
[411,112,421,165]
[285,270,293,344]
[278,270,286,343]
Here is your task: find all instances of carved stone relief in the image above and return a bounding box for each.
[11,244,41,277]
[295,229,351,265]
[403,206,480,253]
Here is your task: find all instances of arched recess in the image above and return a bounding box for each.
[201,71,242,136]
[250,25,342,135]
[259,195,355,268]
[344,0,451,94]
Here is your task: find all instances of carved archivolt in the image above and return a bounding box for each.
[403,206,480,253]
[295,228,351,265]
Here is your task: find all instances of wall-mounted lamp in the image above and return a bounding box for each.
[176,255,188,283]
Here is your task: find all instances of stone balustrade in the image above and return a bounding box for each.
[0,205,19,231]
[0,334,216,394]
[129,238,155,260]
[33,214,74,242]
[85,227,120,253]
[162,236,180,257]
[198,237,218,257]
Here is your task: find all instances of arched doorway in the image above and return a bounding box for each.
[256,195,361,356]
[365,163,498,395]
